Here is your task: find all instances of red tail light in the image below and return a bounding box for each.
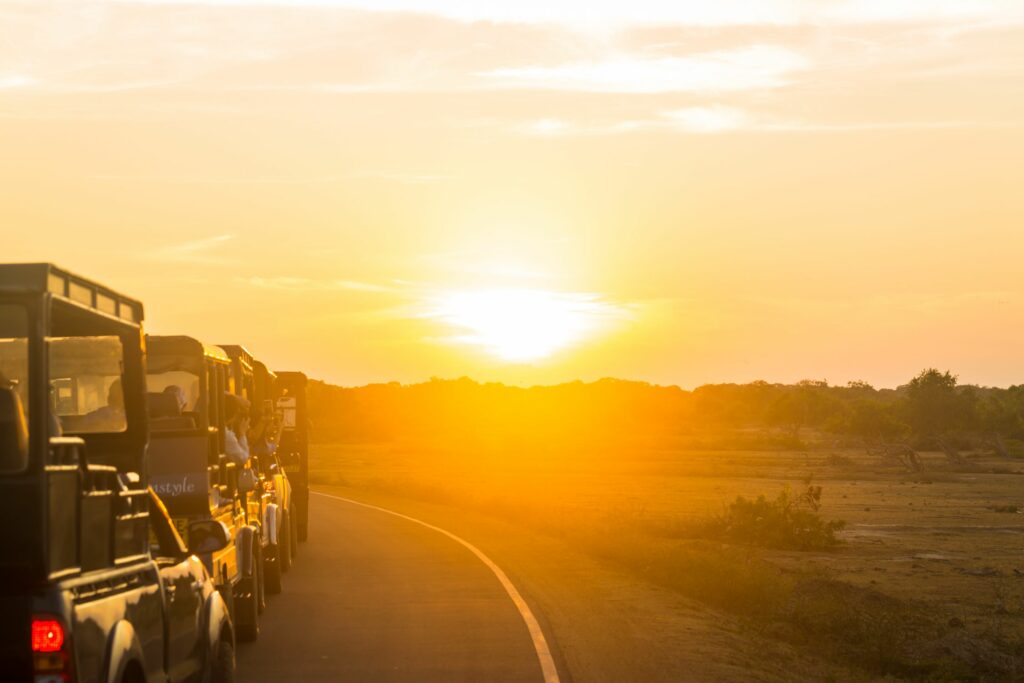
[32,616,73,682]
[31,619,64,653]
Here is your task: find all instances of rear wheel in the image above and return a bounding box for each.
[256,537,266,614]
[264,542,283,595]
[289,507,299,560]
[280,511,293,573]
[208,633,236,683]
[298,499,308,542]
[236,541,261,642]
[235,583,259,642]
[120,662,145,683]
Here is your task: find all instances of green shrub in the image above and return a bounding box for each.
[703,483,845,551]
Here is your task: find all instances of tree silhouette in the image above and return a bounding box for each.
[904,369,975,465]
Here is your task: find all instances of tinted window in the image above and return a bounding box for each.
[48,336,127,434]
[0,305,29,473]
[147,370,202,412]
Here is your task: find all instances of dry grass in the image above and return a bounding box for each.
[310,441,1024,679]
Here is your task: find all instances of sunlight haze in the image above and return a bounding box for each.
[2,0,1023,387]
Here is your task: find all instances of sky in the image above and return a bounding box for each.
[2,0,1023,388]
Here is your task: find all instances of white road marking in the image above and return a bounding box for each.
[312,491,562,683]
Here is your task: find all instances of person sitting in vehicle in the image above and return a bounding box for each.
[247,405,276,459]
[223,392,251,466]
[80,378,125,432]
[0,372,28,472]
[162,384,188,413]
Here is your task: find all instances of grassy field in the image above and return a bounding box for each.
[310,440,1024,680]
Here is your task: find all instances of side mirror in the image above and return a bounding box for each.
[187,519,231,555]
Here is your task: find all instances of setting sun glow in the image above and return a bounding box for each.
[427,289,625,362]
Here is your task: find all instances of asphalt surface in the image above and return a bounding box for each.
[237,493,550,682]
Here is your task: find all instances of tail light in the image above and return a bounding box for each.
[31,620,64,653]
[31,616,73,683]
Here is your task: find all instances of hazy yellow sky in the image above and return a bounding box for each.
[3,0,1023,387]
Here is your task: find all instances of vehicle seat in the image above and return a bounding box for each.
[0,388,28,471]
[147,392,181,418]
[151,416,197,431]
[148,392,196,431]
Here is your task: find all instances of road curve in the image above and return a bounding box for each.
[237,492,554,682]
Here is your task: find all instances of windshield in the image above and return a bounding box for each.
[147,370,202,412]
[0,304,29,473]
[49,335,127,434]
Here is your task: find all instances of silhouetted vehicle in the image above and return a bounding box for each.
[275,372,310,542]
[219,345,292,594]
[0,263,235,683]
[254,359,297,588]
[146,335,265,642]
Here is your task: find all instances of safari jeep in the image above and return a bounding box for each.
[145,334,266,642]
[219,345,293,594]
[0,263,234,683]
[274,372,310,543]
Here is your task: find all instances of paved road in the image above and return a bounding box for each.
[237,493,552,682]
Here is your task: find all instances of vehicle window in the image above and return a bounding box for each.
[146,370,202,412]
[0,304,29,474]
[48,336,127,434]
[277,396,297,428]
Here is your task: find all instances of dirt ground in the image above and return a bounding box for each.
[310,442,1024,680]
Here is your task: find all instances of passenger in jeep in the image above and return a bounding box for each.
[224,392,251,466]
[80,378,125,432]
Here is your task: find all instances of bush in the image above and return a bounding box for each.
[703,483,845,551]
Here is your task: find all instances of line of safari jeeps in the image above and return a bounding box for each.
[0,263,311,683]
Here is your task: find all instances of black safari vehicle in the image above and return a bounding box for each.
[219,345,295,594]
[0,264,235,683]
[274,372,309,543]
[146,335,265,642]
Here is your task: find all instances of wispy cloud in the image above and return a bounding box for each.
[0,76,37,90]
[241,276,395,292]
[480,45,808,93]
[103,0,1024,28]
[154,234,234,264]
[516,106,1023,137]
[89,171,448,185]
[661,105,751,133]
[346,171,451,185]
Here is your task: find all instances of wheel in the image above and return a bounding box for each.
[208,633,236,683]
[289,507,299,560]
[264,541,283,595]
[120,663,145,683]
[256,539,266,614]
[298,499,308,543]
[280,511,292,573]
[236,543,261,642]
[235,578,259,642]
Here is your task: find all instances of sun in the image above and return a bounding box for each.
[426,288,624,362]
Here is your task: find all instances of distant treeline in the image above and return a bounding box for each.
[307,371,1024,459]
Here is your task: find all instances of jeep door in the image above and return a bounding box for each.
[150,493,204,682]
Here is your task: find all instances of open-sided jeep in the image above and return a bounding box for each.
[274,372,310,543]
[0,263,235,683]
[218,345,297,594]
[146,334,266,642]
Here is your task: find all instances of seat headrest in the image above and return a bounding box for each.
[147,391,181,419]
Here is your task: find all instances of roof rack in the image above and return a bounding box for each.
[0,262,143,324]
